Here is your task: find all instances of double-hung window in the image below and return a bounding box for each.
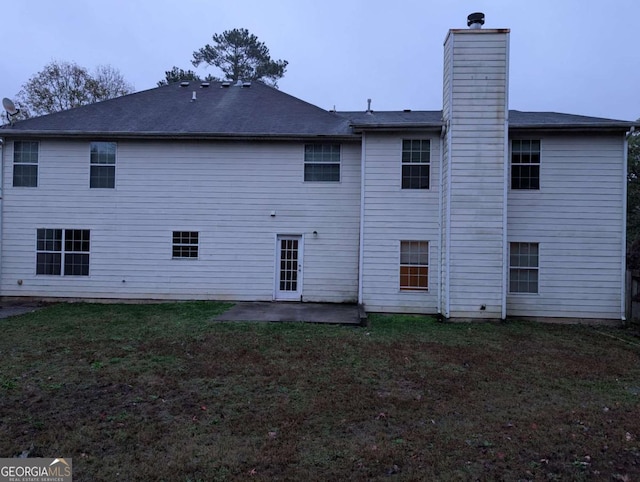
[36,229,90,276]
[400,241,429,291]
[172,231,199,258]
[90,142,116,188]
[13,141,39,187]
[304,144,340,182]
[509,242,539,294]
[401,139,430,189]
[511,140,540,190]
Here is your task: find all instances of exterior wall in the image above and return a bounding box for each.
[507,133,625,319]
[0,139,361,302]
[360,131,441,313]
[442,29,509,319]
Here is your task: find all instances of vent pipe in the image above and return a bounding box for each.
[467,12,485,29]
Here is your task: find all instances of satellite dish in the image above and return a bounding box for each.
[2,97,20,125]
[2,98,18,115]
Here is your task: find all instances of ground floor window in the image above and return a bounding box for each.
[172,231,199,258]
[400,241,429,291]
[36,229,90,276]
[509,242,539,293]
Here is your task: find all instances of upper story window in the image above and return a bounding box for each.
[400,240,429,291]
[90,142,116,188]
[36,228,90,276]
[402,139,430,189]
[172,231,199,259]
[304,144,340,182]
[509,242,539,294]
[13,141,39,187]
[511,140,540,190]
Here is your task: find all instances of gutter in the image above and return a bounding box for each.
[0,130,361,142]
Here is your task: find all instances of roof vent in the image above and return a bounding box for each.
[235,80,243,87]
[467,12,485,29]
[221,81,231,88]
[191,91,197,102]
[180,81,190,87]
[200,82,210,88]
[242,81,251,88]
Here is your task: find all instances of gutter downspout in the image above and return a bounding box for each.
[622,128,633,321]
[501,32,511,321]
[445,120,452,319]
[357,133,366,305]
[437,125,445,315]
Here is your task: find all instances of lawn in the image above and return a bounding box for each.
[1,302,639,481]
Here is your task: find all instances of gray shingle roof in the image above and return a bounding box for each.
[1,81,355,139]
[344,110,634,131]
[1,82,633,138]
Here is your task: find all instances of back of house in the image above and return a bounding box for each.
[0,13,633,323]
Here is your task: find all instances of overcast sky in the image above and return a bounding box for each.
[1,0,638,121]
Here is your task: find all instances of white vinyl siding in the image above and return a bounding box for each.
[361,133,440,313]
[507,133,625,319]
[1,140,361,302]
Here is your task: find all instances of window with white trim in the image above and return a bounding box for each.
[400,241,429,291]
[509,242,539,293]
[304,144,340,182]
[13,141,38,187]
[172,231,199,258]
[511,140,540,190]
[90,142,116,188]
[37,229,90,276]
[402,139,430,189]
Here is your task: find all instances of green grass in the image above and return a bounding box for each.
[1,302,639,480]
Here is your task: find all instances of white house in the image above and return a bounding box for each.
[0,14,634,322]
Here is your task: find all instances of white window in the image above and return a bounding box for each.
[13,141,38,187]
[36,229,90,276]
[509,242,539,293]
[172,231,199,258]
[402,139,430,189]
[511,140,540,190]
[400,241,429,291]
[90,142,116,188]
[304,144,340,182]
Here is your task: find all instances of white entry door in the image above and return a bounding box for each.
[275,235,303,300]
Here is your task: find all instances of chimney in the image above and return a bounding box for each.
[440,14,510,320]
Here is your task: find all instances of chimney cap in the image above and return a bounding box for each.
[467,12,485,28]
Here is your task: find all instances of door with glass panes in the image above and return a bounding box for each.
[275,235,303,300]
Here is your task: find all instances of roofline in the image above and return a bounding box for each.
[509,124,635,133]
[0,131,361,142]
